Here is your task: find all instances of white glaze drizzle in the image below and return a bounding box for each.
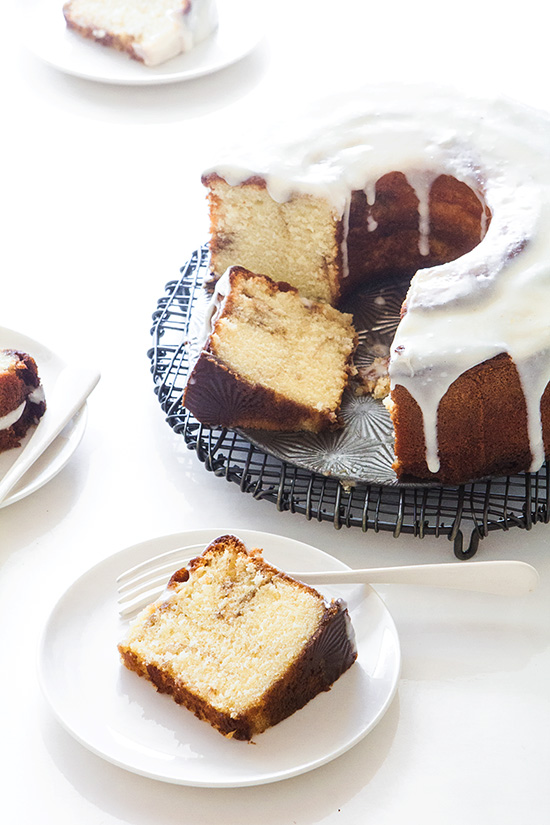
[29,384,45,404]
[200,267,232,348]
[404,170,438,257]
[0,401,26,432]
[133,1,218,66]
[365,180,377,206]
[364,181,378,233]
[204,86,550,476]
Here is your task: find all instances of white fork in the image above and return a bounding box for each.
[116,544,539,620]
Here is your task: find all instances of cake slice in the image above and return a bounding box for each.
[182,266,358,432]
[0,349,46,454]
[118,535,357,740]
[63,0,218,67]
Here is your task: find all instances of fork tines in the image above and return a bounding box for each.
[117,542,204,620]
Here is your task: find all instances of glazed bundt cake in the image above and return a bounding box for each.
[63,0,218,67]
[118,534,357,740]
[200,87,550,485]
[183,266,357,432]
[202,169,487,307]
[0,349,46,453]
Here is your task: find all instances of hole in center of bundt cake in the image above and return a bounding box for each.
[345,172,491,292]
[204,170,491,307]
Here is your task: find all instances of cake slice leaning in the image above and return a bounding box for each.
[0,349,46,453]
[118,534,357,740]
[182,266,358,432]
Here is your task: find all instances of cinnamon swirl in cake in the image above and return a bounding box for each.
[183,266,357,432]
[118,534,357,740]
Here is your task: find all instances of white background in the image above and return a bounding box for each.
[3,1,550,822]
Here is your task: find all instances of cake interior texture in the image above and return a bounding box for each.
[204,178,341,304]
[203,172,487,306]
[182,266,357,431]
[211,270,356,410]
[118,535,357,740]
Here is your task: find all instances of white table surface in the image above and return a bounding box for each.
[3,1,550,822]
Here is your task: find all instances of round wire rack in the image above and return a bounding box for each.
[148,247,550,559]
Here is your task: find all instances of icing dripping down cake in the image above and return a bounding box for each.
[118,535,357,740]
[199,86,550,485]
[62,0,218,67]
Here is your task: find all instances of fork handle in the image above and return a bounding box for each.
[288,560,538,596]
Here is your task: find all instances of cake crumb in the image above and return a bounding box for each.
[355,356,391,399]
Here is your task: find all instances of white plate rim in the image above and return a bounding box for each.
[0,325,88,507]
[38,528,401,787]
[22,0,265,86]
[0,404,88,507]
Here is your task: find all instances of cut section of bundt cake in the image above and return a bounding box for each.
[118,534,357,740]
[202,175,343,305]
[182,266,357,432]
[0,349,46,454]
[202,171,486,306]
[63,0,218,67]
[200,88,550,484]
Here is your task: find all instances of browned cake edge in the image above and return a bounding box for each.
[63,6,144,63]
[391,352,550,484]
[182,351,342,431]
[0,350,46,453]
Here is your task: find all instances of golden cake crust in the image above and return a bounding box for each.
[390,352,550,484]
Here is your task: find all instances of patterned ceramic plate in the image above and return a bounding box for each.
[188,274,409,486]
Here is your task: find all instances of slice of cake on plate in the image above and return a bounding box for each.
[63,0,218,67]
[118,534,357,740]
[0,349,46,454]
[182,266,358,432]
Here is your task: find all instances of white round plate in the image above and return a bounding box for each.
[0,326,88,507]
[23,0,264,85]
[39,528,401,787]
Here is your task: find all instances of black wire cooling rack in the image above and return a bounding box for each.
[148,246,550,559]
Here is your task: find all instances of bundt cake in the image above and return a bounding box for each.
[63,0,218,67]
[200,87,550,484]
[0,349,46,453]
[118,534,357,741]
[183,265,357,432]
